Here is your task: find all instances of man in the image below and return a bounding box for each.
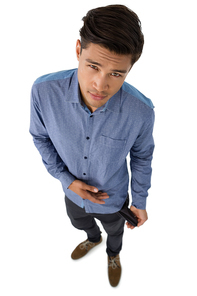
[30,5,155,287]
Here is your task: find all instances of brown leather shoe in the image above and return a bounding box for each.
[108,254,121,287]
[71,237,102,260]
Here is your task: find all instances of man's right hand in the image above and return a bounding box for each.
[68,180,109,204]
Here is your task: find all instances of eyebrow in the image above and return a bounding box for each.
[85,59,128,74]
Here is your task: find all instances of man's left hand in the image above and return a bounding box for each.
[126,206,148,229]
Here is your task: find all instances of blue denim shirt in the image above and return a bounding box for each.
[30,69,155,213]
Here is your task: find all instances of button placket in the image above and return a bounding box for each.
[82,115,93,179]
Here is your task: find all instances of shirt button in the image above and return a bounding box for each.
[84,156,88,159]
[83,173,86,175]
[90,115,93,118]
[86,137,90,140]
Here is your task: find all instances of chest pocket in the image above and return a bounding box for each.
[94,135,126,164]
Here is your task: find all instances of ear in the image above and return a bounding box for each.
[76,39,81,61]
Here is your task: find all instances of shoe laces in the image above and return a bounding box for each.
[79,240,95,251]
[108,256,120,269]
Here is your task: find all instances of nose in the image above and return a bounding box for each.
[93,74,109,92]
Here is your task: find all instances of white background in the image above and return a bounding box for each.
[1,0,197,295]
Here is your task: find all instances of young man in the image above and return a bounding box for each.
[30,5,155,287]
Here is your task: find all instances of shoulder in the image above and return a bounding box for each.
[120,82,155,128]
[33,68,77,85]
[31,69,77,106]
[122,81,154,110]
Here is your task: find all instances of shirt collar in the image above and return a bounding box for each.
[66,69,81,104]
[106,90,121,114]
[66,69,121,114]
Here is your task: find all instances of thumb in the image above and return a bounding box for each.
[85,184,98,193]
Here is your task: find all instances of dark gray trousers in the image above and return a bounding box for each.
[65,196,125,257]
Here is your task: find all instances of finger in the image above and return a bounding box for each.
[86,192,106,204]
[93,193,109,200]
[88,191,109,199]
[137,220,145,227]
[127,225,135,230]
[91,197,106,204]
[85,184,99,193]
[126,222,135,229]
[94,196,109,201]
[97,191,109,196]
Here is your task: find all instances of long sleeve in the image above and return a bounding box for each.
[28,69,155,214]
[29,85,76,191]
[130,109,155,210]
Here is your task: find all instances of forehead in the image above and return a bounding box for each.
[81,43,132,68]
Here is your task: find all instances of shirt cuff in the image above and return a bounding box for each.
[59,171,76,192]
[131,197,147,210]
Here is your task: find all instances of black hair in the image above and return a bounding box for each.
[79,5,144,65]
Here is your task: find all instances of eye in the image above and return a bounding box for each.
[111,72,122,78]
[89,65,98,71]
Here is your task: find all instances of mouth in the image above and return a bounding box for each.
[89,92,108,101]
